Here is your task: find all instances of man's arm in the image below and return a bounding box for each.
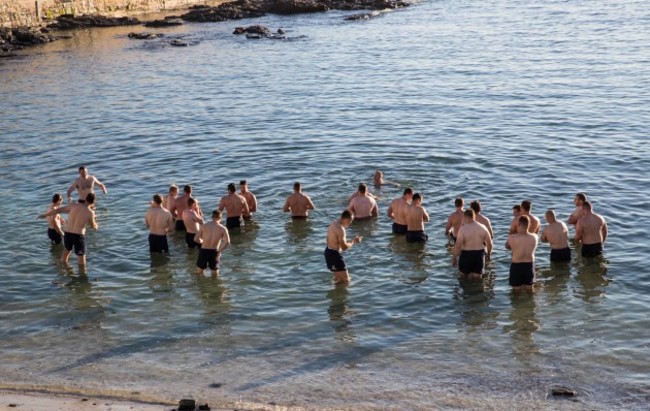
[387,202,394,220]
[505,235,512,250]
[422,208,430,222]
[38,205,70,219]
[166,214,174,233]
[567,210,581,225]
[66,180,77,201]
[250,194,257,212]
[602,220,608,243]
[241,197,250,215]
[371,202,378,217]
[193,227,203,245]
[89,213,98,230]
[94,177,108,194]
[283,198,290,213]
[218,198,225,212]
[218,229,231,253]
[509,218,517,235]
[445,215,453,234]
[574,220,583,243]
[451,230,463,266]
[306,196,315,210]
[540,227,548,243]
[485,230,493,259]
[191,211,204,224]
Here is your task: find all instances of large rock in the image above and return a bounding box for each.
[144,18,183,28]
[1,26,59,53]
[48,14,141,30]
[262,0,329,14]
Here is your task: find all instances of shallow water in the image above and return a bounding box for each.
[1,0,649,409]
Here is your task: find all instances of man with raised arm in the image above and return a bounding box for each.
[348,183,378,219]
[145,194,174,254]
[405,193,429,243]
[239,180,258,220]
[452,209,492,279]
[445,197,465,244]
[470,200,494,239]
[387,187,413,235]
[66,166,107,204]
[194,210,230,276]
[567,192,588,226]
[541,209,571,262]
[44,193,66,245]
[283,182,315,219]
[506,216,538,294]
[509,200,540,234]
[38,193,98,266]
[218,183,249,230]
[325,210,362,284]
[575,200,608,258]
[183,197,204,249]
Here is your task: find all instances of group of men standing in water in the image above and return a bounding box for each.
[39,168,608,293]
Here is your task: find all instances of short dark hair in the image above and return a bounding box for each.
[78,166,86,171]
[470,200,481,213]
[240,180,247,186]
[153,194,163,205]
[212,209,222,219]
[228,183,236,193]
[341,209,353,220]
[454,197,463,207]
[521,200,532,212]
[183,185,192,194]
[85,193,96,204]
[294,182,301,191]
[413,193,422,202]
[403,187,413,196]
[464,209,475,219]
[576,192,587,202]
[52,193,62,203]
[518,215,530,228]
[513,205,521,212]
[582,200,592,211]
[187,197,196,207]
[358,183,367,194]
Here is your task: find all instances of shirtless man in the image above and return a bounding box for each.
[283,182,315,218]
[509,200,540,234]
[541,209,571,262]
[239,180,258,219]
[38,193,98,266]
[512,204,521,219]
[405,193,429,243]
[183,197,204,248]
[145,194,174,254]
[218,183,248,230]
[373,170,399,188]
[387,187,413,234]
[45,193,66,245]
[567,192,588,226]
[164,185,178,212]
[170,185,190,231]
[452,209,492,279]
[506,216,538,293]
[575,200,608,258]
[348,184,378,219]
[66,166,107,204]
[324,209,362,284]
[470,200,493,239]
[194,210,230,276]
[445,197,464,244]
[348,183,377,203]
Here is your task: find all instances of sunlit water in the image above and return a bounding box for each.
[1,0,649,409]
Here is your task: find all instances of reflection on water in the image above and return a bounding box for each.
[505,293,540,366]
[575,256,610,303]
[327,285,355,344]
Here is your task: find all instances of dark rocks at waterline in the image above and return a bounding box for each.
[144,18,184,28]
[128,32,164,40]
[182,0,409,23]
[47,14,141,30]
[550,386,578,397]
[0,27,60,53]
[177,398,196,411]
[233,25,271,36]
[170,39,189,47]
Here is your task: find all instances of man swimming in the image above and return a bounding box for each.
[38,193,98,266]
[348,183,378,219]
[575,200,607,258]
[66,166,108,204]
[218,183,249,230]
[445,197,465,244]
[509,200,540,234]
[283,182,315,218]
[183,197,204,248]
[387,187,413,235]
[239,180,258,219]
[145,194,174,254]
[194,210,230,276]
[567,192,588,226]
[45,193,65,245]
[541,209,571,262]
[506,215,538,294]
[470,200,494,239]
[325,209,362,284]
[405,193,429,243]
[452,209,492,279]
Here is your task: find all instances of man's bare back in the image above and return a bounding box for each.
[446,209,464,238]
[145,206,173,236]
[219,193,248,218]
[406,204,429,231]
[506,233,538,263]
[284,192,315,217]
[576,213,607,245]
[541,221,569,250]
[349,195,378,219]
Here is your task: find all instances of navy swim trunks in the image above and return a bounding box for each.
[63,232,86,256]
[324,247,346,272]
[149,234,169,254]
[458,249,485,275]
[509,262,534,287]
[550,247,571,262]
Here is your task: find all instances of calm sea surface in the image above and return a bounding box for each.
[1,0,649,409]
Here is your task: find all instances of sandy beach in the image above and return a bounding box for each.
[0,391,173,411]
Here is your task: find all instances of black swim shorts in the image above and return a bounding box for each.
[197,248,219,270]
[48,228,62,245]
[324,247,346,272]
[392,222,407,235]
[550,247,571,262]
[581,243,603,258]
[406,230,428,243]
[185,232,200,249]
[63,232,86,256]
[458,249,485,275]
[509,262,535,287]
[175,219,186,231]
[226,216,241,230]
[148,234,169,254]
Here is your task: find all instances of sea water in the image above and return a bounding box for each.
[1,0,649,409]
